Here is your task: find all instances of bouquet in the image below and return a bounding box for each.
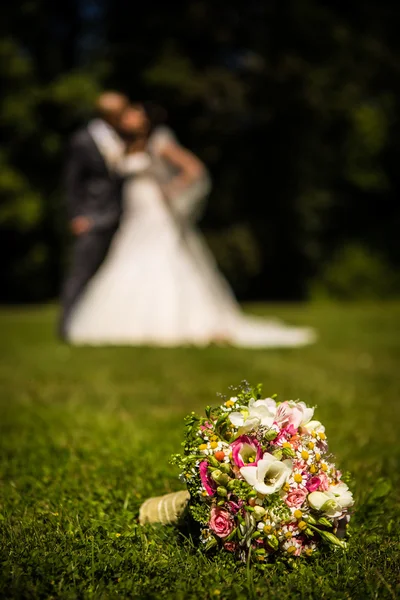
[140,383,354,563]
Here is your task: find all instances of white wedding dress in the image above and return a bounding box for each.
[67,137,316,348]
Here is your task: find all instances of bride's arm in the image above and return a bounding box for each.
[160,141,205,191]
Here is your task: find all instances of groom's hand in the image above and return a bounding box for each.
[70,216,93,236]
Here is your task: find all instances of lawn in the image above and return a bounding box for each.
[0,303,399,599]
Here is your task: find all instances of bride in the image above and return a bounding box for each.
[67,106,316,347]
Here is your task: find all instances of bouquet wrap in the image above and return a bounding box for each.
[139,490,190,525]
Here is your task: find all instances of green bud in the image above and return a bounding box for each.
[251,531,261,539]
[317,517,333,528]
[209,456,220,468]
[306,514,317,525]
[245,505,255,512]
[282,447,296,458]
[264,429,278,441]
[248,490,258,497]
[219,473,230,486]
[227,479,238,491]
[253,505,266,520]
[321,499,339,513]
[217,499,225,507]
[219,463,231,474]
[266,535,279,550]
[210,469,222,481]
[211,471,230,486]
[318,530,346,548]
[254,548,266,555]
[217,486,228,497]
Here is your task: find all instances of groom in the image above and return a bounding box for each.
[59,91,129,339]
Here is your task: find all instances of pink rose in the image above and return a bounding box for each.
[275,402,304,429]
[285,488,307,508]
[209,507,234,539]
[199,461,216,496]
[230,435,263,468]
[306,476,321,492]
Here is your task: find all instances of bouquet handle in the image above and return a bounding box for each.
[139,490,190,525]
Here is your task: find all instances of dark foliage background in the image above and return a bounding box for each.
[1,0,400,302]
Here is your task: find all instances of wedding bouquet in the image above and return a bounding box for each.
[140,383,354,563]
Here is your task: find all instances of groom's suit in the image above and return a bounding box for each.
[59,123,124,338]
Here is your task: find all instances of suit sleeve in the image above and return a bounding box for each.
[64,135,87,220]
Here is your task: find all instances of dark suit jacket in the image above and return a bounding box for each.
[64,127,123,230]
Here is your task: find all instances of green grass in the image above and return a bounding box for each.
[0,302,399,599]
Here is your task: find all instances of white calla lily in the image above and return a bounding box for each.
[240,453,292,495]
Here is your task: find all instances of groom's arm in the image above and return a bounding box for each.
[64,135,93,235]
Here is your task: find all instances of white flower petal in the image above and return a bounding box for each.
[327,483,354,508]
[238,417,260,435]
[249,398,276,427]
[307,491,330,510]
[254,481,276,495]
[282,458,294,472]
[303,420,325,433]
[229,412,244,427]
[261,452,278,464]
[298,402,314,425]
[240,466,259,487]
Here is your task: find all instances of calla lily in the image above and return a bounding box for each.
[240,453,292,495]
[229,398,276,434]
